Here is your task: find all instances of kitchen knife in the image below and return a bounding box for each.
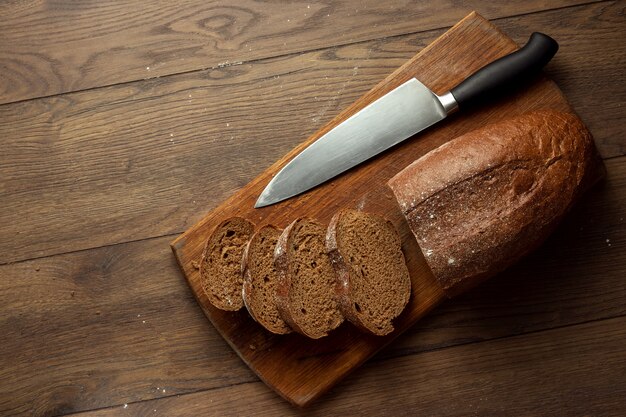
[255,32,558,208]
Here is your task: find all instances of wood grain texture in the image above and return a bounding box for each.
[68,316,626,416]
[169,13,606,406]
[1,1,625,415]
[1,1,624,265]
[0,237,257,417]
[0,0,596,104]
[0,156,623,415]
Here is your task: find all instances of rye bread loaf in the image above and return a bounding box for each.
[388,110,604,296]
[241,225,292,334]
[200,217,255,310]
[274,218,344,339]
[327,209,411,335]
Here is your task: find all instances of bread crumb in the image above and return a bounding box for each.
[35,266,40,271]
[191,261,200,269]
[249,344,256,350]
[425,249,433,257]
[123,404,128,409]
[447,258,455,265]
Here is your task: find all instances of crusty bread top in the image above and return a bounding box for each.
[388,110,604,296]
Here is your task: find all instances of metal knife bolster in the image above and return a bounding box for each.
[437,91,459,115]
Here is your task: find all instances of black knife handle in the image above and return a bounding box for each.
[450,32,558,109]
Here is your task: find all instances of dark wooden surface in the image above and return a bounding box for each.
[0,1,624,416]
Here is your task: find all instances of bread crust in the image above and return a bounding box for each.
[274,218,343,339]
[326,210,379,334]
[274,218,312,337]
[241,229,260,321]
[388,110,605,297]
[241,225,291,335]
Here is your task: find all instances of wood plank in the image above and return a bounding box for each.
[528,1,626,158]
[69,315,626,416]
[0,156,623,416]
[1,1,624,265]
[0,0,596,104]
[0,237,258,417]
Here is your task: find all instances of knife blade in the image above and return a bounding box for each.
[255,32,558,208]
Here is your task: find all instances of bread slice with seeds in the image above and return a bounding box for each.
[241,225,292,334]
[200,217,255,311]
[274,218,344,339]
[327,209,411,335]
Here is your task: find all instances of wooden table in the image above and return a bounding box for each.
[1,1,624,416]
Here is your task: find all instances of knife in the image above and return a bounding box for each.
[255,32,558,208]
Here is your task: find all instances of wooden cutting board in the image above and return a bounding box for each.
[171,12,572,407]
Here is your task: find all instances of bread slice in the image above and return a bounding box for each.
[388,110,605,296]
[326,209,411,335]
[274,218,344,339]
[200,217,255,311]
[241,225,292,334]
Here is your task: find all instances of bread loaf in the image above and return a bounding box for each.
[274,218,344,338]
[327,209,411,335]
[388,110,604,296]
